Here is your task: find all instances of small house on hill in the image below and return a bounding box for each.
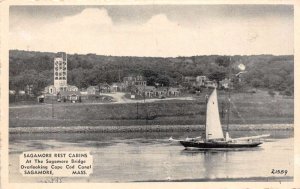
[155,87,168,98]
[168,87,180,96]
[111,82,126,92]
[58,91,81,102]
[99,83,111,93]
[134,86,156,98]
[87,86,99,95]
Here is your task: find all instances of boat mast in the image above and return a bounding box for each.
[204,93,208,141]
[226,58,231,137]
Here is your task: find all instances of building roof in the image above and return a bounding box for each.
[136,85,156,91]
[111,82,124,87]
[87,86,99,90]
[168,87,180,91]
[156,87,169,92]
[58,91,81,96]
[68,85,78,88]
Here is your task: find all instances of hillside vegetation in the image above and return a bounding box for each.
[9,50,293,96]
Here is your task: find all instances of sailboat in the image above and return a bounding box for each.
[170,87,270,149]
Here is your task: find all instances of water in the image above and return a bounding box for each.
[9,129,293,182]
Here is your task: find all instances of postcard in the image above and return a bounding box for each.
[1,0,299,188]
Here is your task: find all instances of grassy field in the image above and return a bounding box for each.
[9,90,293,128]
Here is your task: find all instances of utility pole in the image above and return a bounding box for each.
[221,101,225,118]
[143,85,146,103]
[136,102,139,119]
[52,95,54,118]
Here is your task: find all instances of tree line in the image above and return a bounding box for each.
[9,50,293,96]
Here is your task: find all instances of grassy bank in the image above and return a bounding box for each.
[10,124,293,134]
[9,91,293,128]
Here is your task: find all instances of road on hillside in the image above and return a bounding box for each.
[9,92,195,108]
[105,92,194,104]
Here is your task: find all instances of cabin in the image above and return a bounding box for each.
[123,75,147,91]
[134,86,156,98]
[123,76,136,87]
[155,87,168,98]
[219,78,231,89]
[99,83,111,93]
[9,90,16,95]
[37,95,45,103]
[45,85,57,94]
[205,81,218,88]
[135,75,147,86]
[25,84,34,96]
[58,91,81,102]
[18,90,26,95]
[184,76,196,83]
[168,87,180,96]
[68,85,78,92]
[111,82,126,92]
[87,86,99,95]
[196,76,207,87]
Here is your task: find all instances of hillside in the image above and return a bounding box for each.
[9,50,294,96]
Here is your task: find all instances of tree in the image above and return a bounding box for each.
[251,78,263,88]
[215,56,231,67]
[268,90,275,97]
[156,75,170,87]
[208,71,226,82]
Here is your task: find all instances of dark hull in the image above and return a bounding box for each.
[180,141,262,149]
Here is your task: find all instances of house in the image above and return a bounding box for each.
[134,86,156,98]
[18,90,26,95]
[219,78,231,89]
[235,71,247,83]
[155,87,168,97]
[99,83,111,93]
[196,76,207,86]
[45,85,56,94]
[168,87,180,96]
[80,88,88,95]
[111,82,126,92]
[184,76,196,83]
[87,86,99,95]
[68,85,78,92]
[58,91,81,102]
[9,90,16,95]
[37,95,45,103]
[45,84,78,94]
[183,76,197,88]
[123,76,136,87]
[123,75,147,90]
[144,86,156,98]
[205,81,218,88]
[135,75,147,86]
[25,84,34,96]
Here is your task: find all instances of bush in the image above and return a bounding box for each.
[284,90,293,96]
[268,90,275,97]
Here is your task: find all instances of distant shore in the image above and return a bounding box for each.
[10,123,293,134]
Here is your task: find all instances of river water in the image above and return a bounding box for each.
[9,129,293,182]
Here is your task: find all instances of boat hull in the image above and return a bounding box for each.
[180,141,262,149]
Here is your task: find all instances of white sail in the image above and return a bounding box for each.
[206,88,224,140]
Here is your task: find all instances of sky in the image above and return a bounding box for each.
[9,5,294,57]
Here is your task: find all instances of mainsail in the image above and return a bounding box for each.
[205,88,224,140]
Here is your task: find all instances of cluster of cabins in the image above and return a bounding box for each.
[40,75,182,102]
[182,76,230,89]
[10,74,231,103]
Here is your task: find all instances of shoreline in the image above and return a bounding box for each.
[10,123,293,134]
